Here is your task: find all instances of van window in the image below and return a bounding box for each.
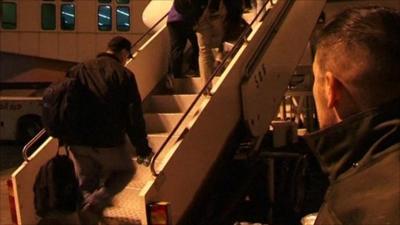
[61,4,75,30]
[117,0,130,3]
[116,6,130,31]
[1,2,17,29]
[42,3,56,30]
[98,5,112,31]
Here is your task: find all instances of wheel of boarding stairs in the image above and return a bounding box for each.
[16,114,43,144]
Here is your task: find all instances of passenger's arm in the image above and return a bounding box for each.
[125,70,153,158]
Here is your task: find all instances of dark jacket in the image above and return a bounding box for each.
[173,0,243,24]
[173,0,208,22]
[167,5,185,23]
[65,53,151,156]
[305,98,400,225]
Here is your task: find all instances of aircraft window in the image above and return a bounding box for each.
[98,0,111,3]
[1,2,17,29]
[61,3,75,30]
[117,0,130,3]
[42,3,56,30]
[98,5,112,31]
[116,6,130,31]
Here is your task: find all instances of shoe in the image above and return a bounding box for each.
[137,152,155,167]
[186,68,199,77]
[79,209,102,225]
[175,74,195,79]
[243,7,252,13]
[203,86,214,97]
[214,60,223,69]
[165,74,174,90]
[203,91,214,97]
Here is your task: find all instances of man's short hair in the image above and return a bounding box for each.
[315,6,400,106]
[108,36,132,54]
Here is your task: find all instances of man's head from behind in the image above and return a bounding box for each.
[107,36,132,65]
[313,6,400,128]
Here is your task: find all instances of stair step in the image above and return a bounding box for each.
[147,133,169,151]
[143,94,197,113]
[144,113,182,133]
[155,77,219,94]
[169,77,203,94]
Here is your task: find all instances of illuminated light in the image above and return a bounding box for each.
[124,23,129,26]
[98,14,111,20]
[117,9,129,16]
[271,0,278,5]
[61,11,75,17]
[147,202,170,225]
[7,179,18,225]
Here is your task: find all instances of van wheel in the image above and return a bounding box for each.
[17,115,42,144]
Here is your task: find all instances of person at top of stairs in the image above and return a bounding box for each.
[167,4,199,79]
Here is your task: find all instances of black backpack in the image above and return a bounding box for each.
[33,148,82,217]
[42,63,98,142]
[42,77,79,139]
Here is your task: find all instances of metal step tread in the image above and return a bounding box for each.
[102,72,218,223]
[144,113,183,133]
[103,162,153,224]
[143,94,197,113]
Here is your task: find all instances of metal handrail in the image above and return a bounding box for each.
[150,0,288,176]
[130,12,169,53]
[22,129,48,162]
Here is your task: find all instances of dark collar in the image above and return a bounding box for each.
[97,52,121,63]
[305,98,400,182]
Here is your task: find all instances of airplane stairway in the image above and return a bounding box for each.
[141,1,326,224]
[103,77,219,224]
[8,1,325,224]
[103,0,326,224]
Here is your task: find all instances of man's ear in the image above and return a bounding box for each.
[325,71,340,108]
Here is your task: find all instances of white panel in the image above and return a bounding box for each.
[242,0,325,136]
[39,33,59,59]
[141,0,172,31]
[125,34,136,43]
[0,33,19,53]
[59,33,78,61]
[77,34,97,61]
[134,0,158,33]
[19,1,40,31]
[19,33,40,56]
[128,26,169,98]
[76,1,96,32]
[130,34,142,48]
